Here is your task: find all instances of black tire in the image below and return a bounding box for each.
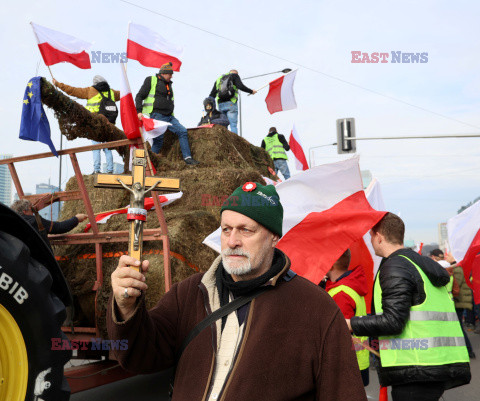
[0,202,73,401]
[0,230,71,400]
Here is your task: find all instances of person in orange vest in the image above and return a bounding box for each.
[321,249,370,386]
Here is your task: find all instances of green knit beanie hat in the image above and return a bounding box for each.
[221,182,283,237]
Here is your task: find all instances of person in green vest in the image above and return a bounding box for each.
[261,127,291,180]
[321,249,370,386]
[53,75,119,173]
[135,62,199,165]
[347,213,471,401]
[209,69,257,134]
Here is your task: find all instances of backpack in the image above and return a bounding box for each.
[217,74,235,102]
[98,91,118,124]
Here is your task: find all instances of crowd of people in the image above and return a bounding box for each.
[107,183,473,401]
[52,65,296,181]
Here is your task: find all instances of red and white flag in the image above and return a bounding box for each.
[84,192,183,232]
[203,157,386,285]
[141,115,171,145]
[127,23,183,70]
[31,23,92,69]
[289,124,309,171]
[447,199,480,303]
[265,70,297,114]
[119,63,141,139]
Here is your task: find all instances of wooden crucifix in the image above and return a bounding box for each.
[94,149,180,271]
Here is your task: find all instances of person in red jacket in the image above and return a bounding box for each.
[322,249,370,386]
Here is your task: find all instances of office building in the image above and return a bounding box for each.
[0,154,13,205]
[36,183,60,221]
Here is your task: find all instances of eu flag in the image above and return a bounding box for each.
[19,77,58,156]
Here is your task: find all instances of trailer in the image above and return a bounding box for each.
[0,139,173,400]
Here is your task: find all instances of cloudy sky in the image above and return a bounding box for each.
[1,0,479,243]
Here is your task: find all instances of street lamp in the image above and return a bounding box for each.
[238,68,292,137]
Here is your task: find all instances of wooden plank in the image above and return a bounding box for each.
[0,139,139,165]
[94,174,180,191]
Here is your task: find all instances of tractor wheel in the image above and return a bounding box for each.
[0,231,71,401]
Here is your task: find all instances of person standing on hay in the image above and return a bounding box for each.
[107,182,367,401]
[261,127,291,180]
[209,69,257,135]
[53,75,120,174]
[135,62,200,166]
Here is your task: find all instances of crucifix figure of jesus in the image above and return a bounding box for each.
[94,148,180,271]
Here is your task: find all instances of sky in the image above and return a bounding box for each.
[1,0,479,244]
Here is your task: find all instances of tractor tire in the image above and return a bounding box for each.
[0,230,71,401]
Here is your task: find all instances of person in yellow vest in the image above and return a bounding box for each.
[209,69,257,134]
[135,62,199,165]
[261,127,291,180]
[347,213,471,401]
[53,75,119,174]
[321,249,370,386]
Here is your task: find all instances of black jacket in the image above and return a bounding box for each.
[261,131,290,159]
[135,75,174,116]
[197,98,229,127]
[209,73,253,102]
[351,248,471,389]
[22,214,79,235]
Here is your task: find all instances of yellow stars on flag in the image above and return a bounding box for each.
[27,81,33,88]
[23,99,29,105]
[28,92,34,98]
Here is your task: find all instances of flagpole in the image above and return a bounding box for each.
[125,22,131,73]
[250,69,297,94]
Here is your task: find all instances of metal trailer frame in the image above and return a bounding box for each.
[0,138,172,393]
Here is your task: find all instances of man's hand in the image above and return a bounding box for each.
[75,213,88,222]
[251,90,257,95]
[52,78,59,86]
[111,256,149,321]
[138,113,143,120]
[445,254,456,264]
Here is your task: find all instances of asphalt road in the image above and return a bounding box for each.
[71,331,480,401]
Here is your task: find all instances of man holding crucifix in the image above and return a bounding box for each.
[107,182,367,400]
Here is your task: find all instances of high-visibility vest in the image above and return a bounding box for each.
[328,285,370,370]
[215,74,238,104]
[85,89,115,113]
[374,255,469,367]
[446,275,454,301]
[141,75,174,116]
[264,134,288,161]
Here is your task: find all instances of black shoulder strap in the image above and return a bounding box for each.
[177,286,269,360]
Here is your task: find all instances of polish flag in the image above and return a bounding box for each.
[127,23,183,70]
[203,157,387,285]
[265,70,297,114]
[289,124,309,171]
[31,22,92,69]
[447,199,480,303]
[84,192,182,232]
[119,63,141,139]
[141,115,171,145]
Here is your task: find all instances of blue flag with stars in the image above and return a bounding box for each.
[19,77,58,156]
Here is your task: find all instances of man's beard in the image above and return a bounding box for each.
[221,248,252,276]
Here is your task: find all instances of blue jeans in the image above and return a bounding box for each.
[150,113,191,159]
[218,101,238,134]
[274,159,291,180]
[92,140,113,173]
